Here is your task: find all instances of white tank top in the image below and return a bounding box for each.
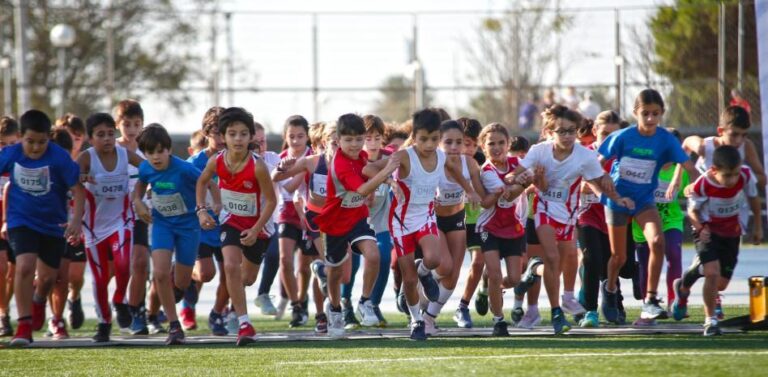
[390,147,445,237]
[695,136,745,173]
[84,146,132,246]
[436,155,469,206]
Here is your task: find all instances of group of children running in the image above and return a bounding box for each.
[0,88,762,347]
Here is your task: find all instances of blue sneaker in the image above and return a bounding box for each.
[129,306,149,335]
[514,257,543,297]
[579,311,599,328]
[208,310,228,336]
[410,320,427,341]
[551,308,571,335]
[453,307,473,328]
[157,310,168,324]
[600,280,619,324]
[415,259,439,302]
[311,260,328,297]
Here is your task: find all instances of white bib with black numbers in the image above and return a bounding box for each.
[13,164,50,196]
[619,157,656,185]
[151,192,187,217]
[540,179,569,203]
[221,188,257,217]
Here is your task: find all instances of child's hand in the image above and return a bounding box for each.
[390,182,405,204]
[615,197,635,211]
[383,154,401,174]
[62,221,82,246]
[198,210,216,230]
[683,183,695,197]
[278,157,296,172]
[465,190,481,205]
[532,166,548,192]
[599,175,616,197]
[80,173,96,184]
[664,181,680,201]
[697,225,711,243]
[240,227,261,246]
[0,222,6,240]
[135,202,153,224]
[751,227,763,245]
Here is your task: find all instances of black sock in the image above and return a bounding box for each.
[359,296,369,305]
[169,320,181,330]
[331,305,342,313]
[459,299,469,309]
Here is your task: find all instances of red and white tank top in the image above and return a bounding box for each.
[216,151,269,237]
[476,156,527,239]
[689,166,757,237]
[389,147,445,237]
[83,145,132,246]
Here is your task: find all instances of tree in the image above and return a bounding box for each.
[650,0,760,127]
[0,0,207,118]
[372,74,433,123]
[462,0,573,129]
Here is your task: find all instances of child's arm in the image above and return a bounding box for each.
[680,160,700,187]
[64,183,85,244]
[687,203,710,243]
[682,135,704,156]
[445,158,480,204]
[208,180,221,215]
[666,164,684,200]
[283,173,305,194]
[240,159,277,246]
[272,156,309,182]
[195,157,217,229]
[586,174,634,210]
[132,180,152,224]
[0,183,7,240]
[743,139,766,188]
[356,153,401,197]
[127,150,145,168]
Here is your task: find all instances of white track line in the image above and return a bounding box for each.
[279,350,768,365]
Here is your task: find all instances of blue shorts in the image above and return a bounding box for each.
[151,220,200,266]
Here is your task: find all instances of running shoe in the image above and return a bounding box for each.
[311,260,328,297]
[148,315,167,335]
[225,310,239,334]
[423,313,439,336]
[715,295,725,320]
[517,308,542,329]
[254,293,278,316]
[600,280,619,324]
[515,256,543,297]
[9,320,32,347]
[561,295,587,316]
[475,290,489,316]
[288,303,304,328]
[357,300,379,327]
[31,299,46,331]
[157,310,168,323]
[632,317,657,326]
[510,307,525,327]
[492,320,509,336]
[314,313,328,334]
[372,304,388,328]
[415,259,440,302]
[68,298,85,330]
[0,314,12,337]
[410,320,427,341]
[551,308,572,335]
[180,307,197,330]
[641,297,667,320]
[92,323,111,343]
[166,326,185,345]
[114,303,132,332]
[208,310,228,336]
[275,296,289,320]
[579,311,599,328]
[454,307,473,329]
[300,299,310,326]
[236,322,257,346]
[703,322,722,336]
[48,317,69,340]
[396,290,408,314]
[327,304,345,339]
[129,306,149,335]
[342,298,361,330]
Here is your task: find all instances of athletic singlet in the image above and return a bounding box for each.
[476,156,527,239]
[83,146,132,246]
[389,147,445,237]
[368,151,392,234]
[695,136,746,173]
[689,166,757,237]
[436,155,469,206]
[216,150,268,237]
[307,154,329,199]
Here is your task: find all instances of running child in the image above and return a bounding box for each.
[676,145,761,335]
[0,116,19,337]
[196,107,277,346]
[2,110,83,347]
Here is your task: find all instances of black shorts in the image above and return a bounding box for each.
[437,210,466,233]
[480,232,525,258]
[299,236,319,256]
[466,223,482,250]
[695,232,740,280]
[8,226,66,268]
[133,219,149,248]
[324,219,375,267]
[197,243,223,263]
[526,218,540,245]
[64,242,86,262]
[220,224,268,265]
[278,222,303,243]
[303,210,321,240]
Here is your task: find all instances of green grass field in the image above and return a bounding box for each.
[3,306,768,376]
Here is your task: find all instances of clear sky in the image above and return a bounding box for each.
[143,0,671,134]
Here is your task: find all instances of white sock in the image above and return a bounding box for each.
[426,284,453,317]
[493,315,504,323]
[514,298,524,309]
[417,261,431,277]
[563,291,574,300]
[408,304,423,322]
[238,315,249,325]
[707,316,719,326]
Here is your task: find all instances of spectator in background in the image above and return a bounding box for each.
[542,88,557,109]
[578,91,601,120]
[729,89,751,115]
[519,93,539,130]
[562,86,580,110]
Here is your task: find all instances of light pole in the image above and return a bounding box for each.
[0,57,11,115]
[49,24,76,117]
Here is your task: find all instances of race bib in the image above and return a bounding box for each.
[437,189,464,205]
[498,192,515,209]
[312,173,327,197]
[411,184,436,204]
[341,192,366,208]
[582,192,600,204]
[94,174,128,199]
[540,180,568,203]
[619,157,656,184]
[151,192,188,217]
[13,164,50,196]
[654,181,672,204]
[709,195,742,218]
[221,189,257,217]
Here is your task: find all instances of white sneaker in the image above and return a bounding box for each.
[254,294,278,316]
[357,300,379,327]
[423,313,439,336]
[517,309,542,329]
[327,304,345,339]
[275,297,289,321]
[561,295,587,316]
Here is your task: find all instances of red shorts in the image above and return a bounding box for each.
[535,213,575,242]
[392,221,438,258]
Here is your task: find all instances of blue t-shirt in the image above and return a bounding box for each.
[0,143,79,237]
[598,126,689,213]
[187,150,221,247]
[139,155,201,229]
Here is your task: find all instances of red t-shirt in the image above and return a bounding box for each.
[577,144,613,234]
[315,149,370,236]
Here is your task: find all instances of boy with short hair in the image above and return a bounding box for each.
[0,116,19,337]
[675,145,761,336]
[1,110,83,347]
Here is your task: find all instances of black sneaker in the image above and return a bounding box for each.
[514,257,543,297]
[475,290,489,316]
[703,322,722,336]
[148,315,167,334]
[289,304,304,328]
[93,323,111,343]
[0,315,13,336]
[314,313,328,334]
[600,280,619,324]
[166,326,185,345]
[396,290,408,314]
[416,259,440,302]
[492,320,510,336]
[510,307,524,327]
[342,299,361,330]
[68,299,84,330]
[114,303,132,331]
[410,320,427,341]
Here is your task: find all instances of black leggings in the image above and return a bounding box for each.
[257,230,281,296]
[579,225,636,311]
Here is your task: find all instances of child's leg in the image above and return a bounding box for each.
[341,253,361,301]
[257,230,280,296]
[502,256,522,289]
[0,251,7,316]
[212,255,229,313]
[443,229,466,291]
[222,245,247,317]
[371,232,392,305]
[433,230,454,283]
[561,242,578,295]
[397,253,421,322]
[67,261,86,302]
[525,243,544,307]
[636,208,665,299]
[86,242,113,323]
[483,250,503,318]
[578,225,604,312]
[129,220,150,308]
[151,250,178,322]
[354,239,381,299]
[635,242,650,299]
[606,223,628,292]
[278,232,299,303]
[461,249,484,302]
[535,225,561,308]
[664,229,683,302]
[192,255,216,285]
[701,260,720,319]
[112,229,132,308]
[296,253,313,304]
[49,258,69,320]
